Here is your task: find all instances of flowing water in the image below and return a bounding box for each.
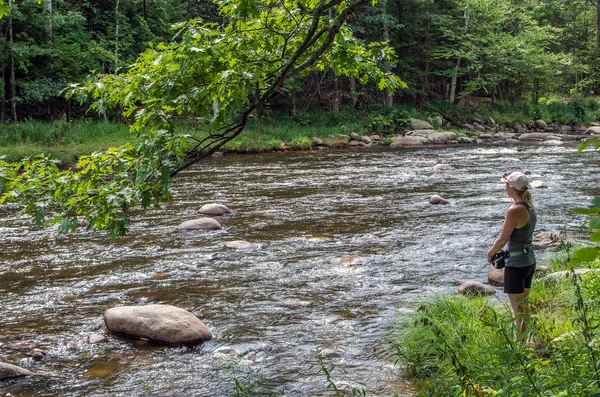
[1,144,599,396]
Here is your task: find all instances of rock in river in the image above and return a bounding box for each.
[198,203,232,215]
[429,194,449,205]
[177,218,222,231]
[104,304,212,346]
[458,281,496,296]
[0,362,34,380]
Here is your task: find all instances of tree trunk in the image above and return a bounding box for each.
[44,0,53,43]
[349,76,357,108]
[449,59,460,103]
[8,0,17,123]
[383,17,393,108]
[332,76,339,113]
[597,2,600,48]
[114,0,120,74]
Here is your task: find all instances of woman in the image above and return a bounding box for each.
[487,172,537,332]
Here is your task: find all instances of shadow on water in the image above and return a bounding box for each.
[0,144,598,396]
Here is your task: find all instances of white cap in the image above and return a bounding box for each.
[501,172,531,191]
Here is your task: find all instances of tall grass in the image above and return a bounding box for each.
[391,244,600,396]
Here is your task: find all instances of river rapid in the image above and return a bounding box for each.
[1,144,599,396]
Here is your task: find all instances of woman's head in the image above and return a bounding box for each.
[502,172,533,207]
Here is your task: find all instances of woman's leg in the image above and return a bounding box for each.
[508,292,526,332]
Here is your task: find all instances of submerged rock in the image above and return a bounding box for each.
[88,334,108,344]
[458,281,496,296]
[429,194,449,205]
[224,240,258,250]
[197,203,232,216]
[0,362,34,380]
[256,209,292,217]
[104,304,212,346]
[433,163,452,171]
[176,218,222,231]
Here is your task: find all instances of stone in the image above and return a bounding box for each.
[479,133,495,140]
[427,131,457,144]
[540,140,563,146]
[545,268,600,279]
[390,136,429,147]
[26,349,46,360]
[369,134,381,141]
[197,203,232,216]
[348,140,360,147]
[350,132,360,140]
[488,266,504,286]
[434,164,452,171]
[410,118,434,130]
[211,152,224,158]
[530,180,548,188]
[312,137,324,145]
[224,240,258,250]
[533,231,573,249]
[518,133,562,141]
[361,136,372,144]
[88,334,108,344]
[457,136,474,144]
[534,120,548,129]
[427,115,444,127]
[536,265,549,274]
[585,126,600,135]
[104,304,212,346]
[473,122,486,132]
[559,125,574,134]
[429,194,449,205]
[458,281,496,296]
[177,218,222,231]
[513,124,528,134]
[0,362,34,380]
[328,256,366,265]
[494,132,517,139]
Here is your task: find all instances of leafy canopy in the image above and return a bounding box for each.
[0,0,403,237]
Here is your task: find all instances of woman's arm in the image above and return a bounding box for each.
[487,206,519,263]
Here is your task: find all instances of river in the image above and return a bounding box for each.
[1,144,598,396]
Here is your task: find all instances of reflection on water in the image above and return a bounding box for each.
[0,144,598,396]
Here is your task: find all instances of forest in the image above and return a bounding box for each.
[1,0,600,122]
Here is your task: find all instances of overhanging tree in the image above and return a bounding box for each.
[0,0,403,237]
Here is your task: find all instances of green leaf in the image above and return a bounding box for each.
[569,246,600,267]
[591,231,600,242]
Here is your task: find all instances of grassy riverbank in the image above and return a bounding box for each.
[2,98,600,163]
[390,245,600,396]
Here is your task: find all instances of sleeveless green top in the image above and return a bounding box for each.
[507,202,537,268]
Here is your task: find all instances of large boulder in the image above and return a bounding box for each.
[495,132,517,139]
[176,218,222,231]
[0,362,34,380]
[428,131,457,143]
[104,304,212,346]
[534,120,548,129]
[390,136,429,147]
[410,118,434,130]
[585,126,600,135]
[198,203,232,216]
[518,133,560,141]
[458,281,496,296]
[533,231,573,249]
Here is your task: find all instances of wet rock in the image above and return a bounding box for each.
[88,334,108,344]
[197,203,232,216]
[533,231,573,249]
[211,152,224,158]
[585,126,600,135]
[534,120,548,129]
[361,136,372,144]
[429,194,449,205]
[176,218,222,231]
[540,140,563,146]
[427,131,458,144]
[104,304,212,346]
[478,133,495,140]
[312,137,324,146]
[457,136,474,144]
[473,122,486,132]
[328,256,366,265]
[530,180,548,188]
[390,136,429,147]
[559,125,574,134]
[513,124,528,134]
[518,133,548,141]
[505,139,521,145]
[348,140,360,147]
[495,132,517,139]
[458,281,496,296]
[488,266,504,286]
[26,349,46,360]
[434,164,452,171]
[224,240,258,250]
[9,340,42,351]
[410,118,434,130]
[0,362,34,380]
[369,134,381,141]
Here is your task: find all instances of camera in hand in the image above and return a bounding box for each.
[491,250,510,269]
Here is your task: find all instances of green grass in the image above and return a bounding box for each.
[0,119,134,162]
[391,245,600,396]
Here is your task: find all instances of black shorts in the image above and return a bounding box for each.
[504,264,536,294]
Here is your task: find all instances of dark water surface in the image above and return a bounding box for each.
[1,144,598,396]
